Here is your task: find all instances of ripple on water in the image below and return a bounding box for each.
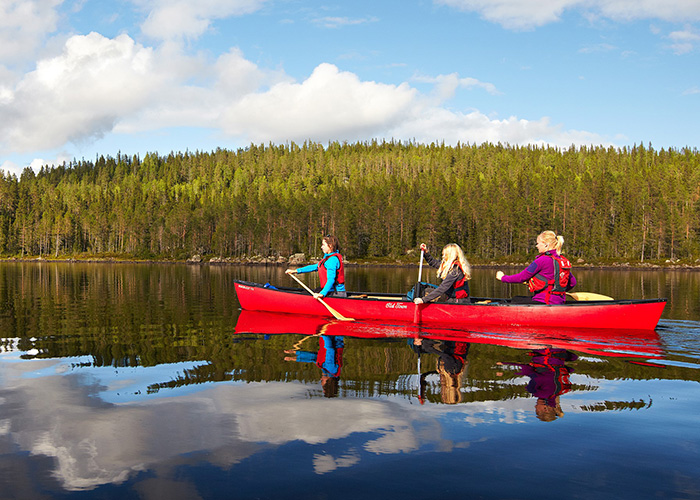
[656,319,700,365]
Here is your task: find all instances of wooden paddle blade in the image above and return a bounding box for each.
[567,292,614,301]
[316,298,354,321]
[287,272,354,321]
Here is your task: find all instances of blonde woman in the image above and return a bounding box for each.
[414,243,471,304]
[496,230,577,305]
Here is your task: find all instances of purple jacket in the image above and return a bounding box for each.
[501,251,576,304]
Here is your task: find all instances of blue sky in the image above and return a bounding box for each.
[1,0,699,177]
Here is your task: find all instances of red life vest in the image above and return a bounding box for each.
[318,252,345,289]
[529,348,573,399]
[316,336,343,377]
[527,252,572,304]
[451,262,470,299]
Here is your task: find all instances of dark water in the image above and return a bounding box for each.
[1,262,699,499]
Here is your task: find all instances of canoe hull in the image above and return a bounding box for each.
[235,310,664,359]
[233,280,666,330]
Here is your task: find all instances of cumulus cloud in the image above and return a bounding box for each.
[114,46,291,134]
[0,31,606,165]
[220,63,418,144]
[134,0,268,40]
[0,26,609,169]
[0,0,64,64]
[0,32,164,153]
[389,107,609,148]
[434,0,700,30]
[219,62,605,148]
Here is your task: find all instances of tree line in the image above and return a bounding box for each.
[0,140,698,262]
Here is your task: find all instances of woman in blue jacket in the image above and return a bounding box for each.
[286,235,346,298]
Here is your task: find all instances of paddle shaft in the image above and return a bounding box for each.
[418,249,424,282]
[413,248,426,324]
[288,272,354,321]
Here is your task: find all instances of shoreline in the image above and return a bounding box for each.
[2,256,700,271]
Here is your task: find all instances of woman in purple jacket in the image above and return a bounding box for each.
[496,230,576,304]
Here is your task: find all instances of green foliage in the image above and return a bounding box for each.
[1,141,699,261]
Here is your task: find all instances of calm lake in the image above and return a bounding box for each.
[1,262,699,499]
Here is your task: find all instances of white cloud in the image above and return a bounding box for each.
[435,0,582,30]
[0,32,164,154]
[578,43,617,54]
[1,24,613,168]
[135,0,268,40]
[0,0,64,64]
[311,16,380,29]
[114,46,291,135]
[435,0,700,30]
[594,0,700,22]
[219,62,606,148]
[413,73,502,100]
[0,160,22,177]
[389,107,610,148]
[668,26,700,54]
[220,63,418,144]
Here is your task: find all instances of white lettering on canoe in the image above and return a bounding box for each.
[385,302,408,309]
[239,285,254,290]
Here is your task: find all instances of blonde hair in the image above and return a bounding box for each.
[438,243,471,280]
[538,230,565,254]
[437,358,465,405]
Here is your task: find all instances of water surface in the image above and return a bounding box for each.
[1,263,699,499]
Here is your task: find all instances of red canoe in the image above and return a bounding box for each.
[234,310,664,359]
[233,280,667,330]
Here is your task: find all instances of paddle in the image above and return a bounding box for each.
[288,272,354,321]
[567,291,614,301]
[413,247,425,324]
[418,248,424,282]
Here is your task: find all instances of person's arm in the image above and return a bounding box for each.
[423,251,441,270]
[567,272,577,290]
[422,267,460,302]
[287,351,317,363]
[500,260,540,284]
[294,264,318,274]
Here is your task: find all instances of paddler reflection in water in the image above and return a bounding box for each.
[284,332,344,398]
[410,338,470,404]
[497,347,578,421]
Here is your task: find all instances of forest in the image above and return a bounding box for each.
[0,140,698,263]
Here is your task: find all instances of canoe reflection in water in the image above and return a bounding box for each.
[409,339,470,404]
[235,310,665,411]
[497,348,578,421]
[284,332,345,397]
